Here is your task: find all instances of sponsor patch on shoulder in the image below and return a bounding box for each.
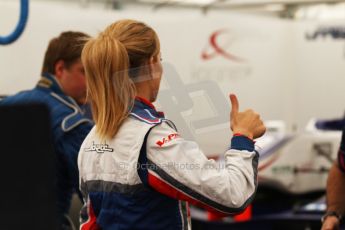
[156,133,180,147]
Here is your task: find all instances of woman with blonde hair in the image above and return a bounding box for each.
[79,19,265,230]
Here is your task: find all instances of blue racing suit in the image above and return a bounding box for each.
[0,73,93,225]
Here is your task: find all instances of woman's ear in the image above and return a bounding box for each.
[148,56,156,78]
[149,55,157,65]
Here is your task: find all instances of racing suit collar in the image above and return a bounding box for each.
[134,97,165,118]
[135,96,156,110]
[36,72,65,95]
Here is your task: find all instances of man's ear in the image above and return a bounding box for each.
[54,60,65,79]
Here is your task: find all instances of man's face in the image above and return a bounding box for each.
[59,59,86,104]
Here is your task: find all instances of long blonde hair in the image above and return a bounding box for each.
[82,19,160,140]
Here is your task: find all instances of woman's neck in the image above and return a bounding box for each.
[135,84,152,102]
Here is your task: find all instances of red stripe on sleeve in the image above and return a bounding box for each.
[148,172,242,216]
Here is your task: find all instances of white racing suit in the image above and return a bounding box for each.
[78,97,259,230]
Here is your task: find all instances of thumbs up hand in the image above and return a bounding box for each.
[230,94,266,140]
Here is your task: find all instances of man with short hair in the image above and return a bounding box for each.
[1,31,93,230]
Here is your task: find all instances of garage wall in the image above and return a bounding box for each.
[1,1,343,154]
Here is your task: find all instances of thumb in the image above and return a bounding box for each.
[230,94,239,116]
